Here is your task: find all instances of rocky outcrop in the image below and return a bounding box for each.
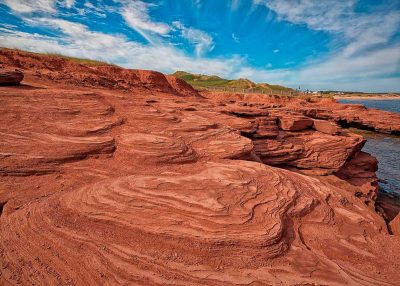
[0,89,120,175]
[0,69,23,85]
[1,49,400,285]
[335,151,379,205]
[0,49,200,97]
[252,130,365,175]
[298,101,400,135]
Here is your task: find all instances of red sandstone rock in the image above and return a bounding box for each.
[254,117,279,138]
[313,119,340,135]
[390,213,400,236]
[278,115,313,131]
[251,129,365,174]
[165,75,200,97]
[335,151,379,205]
[298,100,400,135]
[0,69,24,85]
[1,49,400,285]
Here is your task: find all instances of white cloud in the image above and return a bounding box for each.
[234,44,400,92]
[254,0,356,33]
[0,20,242,77]
[80,1,107,18]
[1,0,74,13]
[273,49,279,53]
[119,0,170,43]
[255,0,400,55]
[2,0,57,13]
[173,21,214,57]
[61,0,74,9]
[1,0,399,92]
[251,0,400,91]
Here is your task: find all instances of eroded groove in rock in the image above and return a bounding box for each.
[118,132,197,163]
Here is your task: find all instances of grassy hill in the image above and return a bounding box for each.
[1,47,115,67]
[171,71,293,92]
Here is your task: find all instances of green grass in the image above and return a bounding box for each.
[171,71,293,92]
[1,47,116,67]
[45,53,113,66]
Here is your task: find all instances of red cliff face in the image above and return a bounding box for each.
[0,49,400,285]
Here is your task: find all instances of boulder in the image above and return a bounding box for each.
[0,69,24,85]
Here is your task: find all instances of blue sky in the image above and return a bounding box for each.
[0,0,399,92]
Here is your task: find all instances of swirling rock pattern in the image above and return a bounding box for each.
[1,49,400,285]
[2,160,399,285]
[118,132,197,163]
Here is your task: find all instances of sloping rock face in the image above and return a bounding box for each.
[1,50,400,285]
[335,151,379,204]
[390,213,400,236]
[0,49,200,97]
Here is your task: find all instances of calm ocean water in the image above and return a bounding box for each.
[339,99,400,195]
[339,98,400,113]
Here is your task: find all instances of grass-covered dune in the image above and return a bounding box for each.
[0,47,115,67]
[171,71,293,92]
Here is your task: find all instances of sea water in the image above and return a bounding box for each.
[339,99,400,195]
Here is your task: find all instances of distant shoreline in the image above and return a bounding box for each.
[334,96,400,100]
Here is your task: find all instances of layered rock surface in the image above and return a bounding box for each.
[1,49,400,285]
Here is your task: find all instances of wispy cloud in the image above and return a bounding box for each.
[79,1,107,18]
[0,0,399,92]
[1,0,75,13]
[1,0,57,13]
[252,0,400,91]
[0,19,242,76]
[255,0,400,55]
[62,0,74,9]
[235,43,400,92]
[173,21,214,57]
[119,0,170,43]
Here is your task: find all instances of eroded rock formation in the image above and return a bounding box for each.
[0,48,400,285]
[0,69,24,85]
